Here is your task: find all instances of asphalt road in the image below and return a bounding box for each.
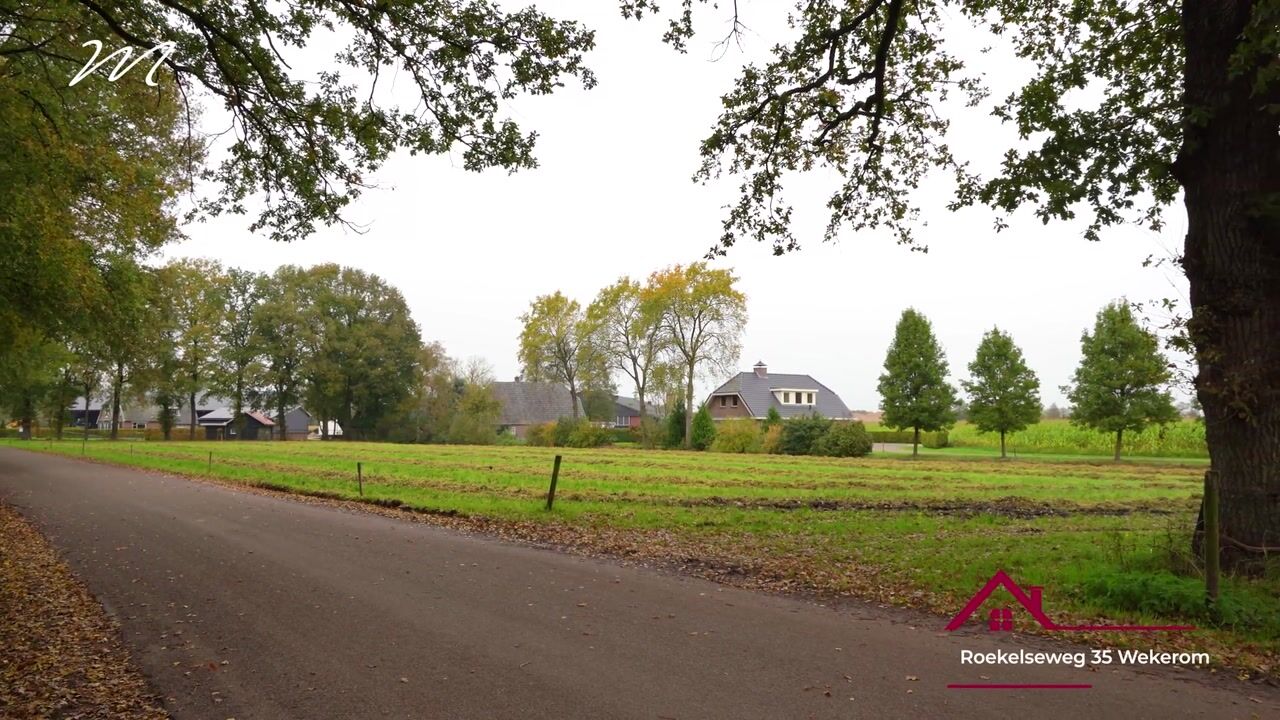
[1,448,1276,719]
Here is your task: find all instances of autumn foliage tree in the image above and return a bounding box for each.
[587,277,670,430]
[649,263,747,448]
[518,292,605,420]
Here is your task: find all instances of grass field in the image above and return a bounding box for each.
[4,438,1274,675]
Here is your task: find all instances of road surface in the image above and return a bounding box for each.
[1,448,1275,719]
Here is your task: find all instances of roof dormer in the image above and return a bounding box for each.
[773,388,818,406]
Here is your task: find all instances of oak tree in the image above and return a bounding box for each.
[210,268,266,439]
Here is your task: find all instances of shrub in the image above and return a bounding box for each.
[813,421,873,457]
[566,422,612,448]
[1081,570,1280,635]
[710,418,763,453]
[638,417,663,449]
[690,405,716,450]
[525,422,558,447]
[764,407,782,427]
[761,424,783,454]
[664,404,687,449]
[494,430,524,446]
[778,414,832,455]
[552,417,578,447]
[608,427,639,444]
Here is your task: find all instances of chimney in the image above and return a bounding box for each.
[1027,586,1043,615]
[753,361,767,378]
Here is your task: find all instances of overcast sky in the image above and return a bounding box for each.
[161,1,1190,411]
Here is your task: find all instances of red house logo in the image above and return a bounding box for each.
[946,570,1195,633]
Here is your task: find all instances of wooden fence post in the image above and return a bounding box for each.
[546,455,562,510]
[1204,470,1220,611]
[207,451,212,473]
[357,462,363,496]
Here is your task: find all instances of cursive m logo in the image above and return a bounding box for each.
[68,40,176,87]
[946,569,1196,633]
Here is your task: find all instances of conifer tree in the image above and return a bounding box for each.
[690,404,716,451]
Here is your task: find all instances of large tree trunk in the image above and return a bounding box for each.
[684,366,695,449]
[82,384,91,443]
[160,399,174,440]
[189,387,197,440]
[1113,429,1124,462]
[1177,1,1280,569]
[233,376,245,440]
[110,363,123,441]
[277,400,287,441]
[19,396,33,440]
[912,426,920,458]
[54,377,68,440]
[1000,430,1006,459]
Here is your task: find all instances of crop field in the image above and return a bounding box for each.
[4,439,1275,673]
[945,419,1208,458]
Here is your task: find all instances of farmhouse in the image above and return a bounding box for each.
[492,379,585,438]
[611,395,661,429]
[704,361,851,421]
[280,406,313,440]
[198,408,276,440]
[67,394,230,430]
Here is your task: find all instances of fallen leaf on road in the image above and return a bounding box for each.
[0,504,167,719]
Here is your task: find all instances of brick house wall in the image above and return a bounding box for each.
[707,394,752,420]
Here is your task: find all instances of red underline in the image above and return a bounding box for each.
[1050,625,1195,632]
[947,684,1093,690]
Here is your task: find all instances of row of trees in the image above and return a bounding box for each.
[0,261,507,444]
[878,303,1178,460]
[517,262,748,446]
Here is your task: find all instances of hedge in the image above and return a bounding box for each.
[866,429,949,448]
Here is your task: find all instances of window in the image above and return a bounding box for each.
[783,392,791,403]
[719,396,727,407]
[807,392,815,404]
[731,396,739,407]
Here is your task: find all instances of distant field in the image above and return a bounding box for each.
[4,439,1273,673]
[867,419,1209,458]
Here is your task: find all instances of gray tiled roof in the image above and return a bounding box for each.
[492,382,585,426]
[706,371,851,419]
[614,396,662,418]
